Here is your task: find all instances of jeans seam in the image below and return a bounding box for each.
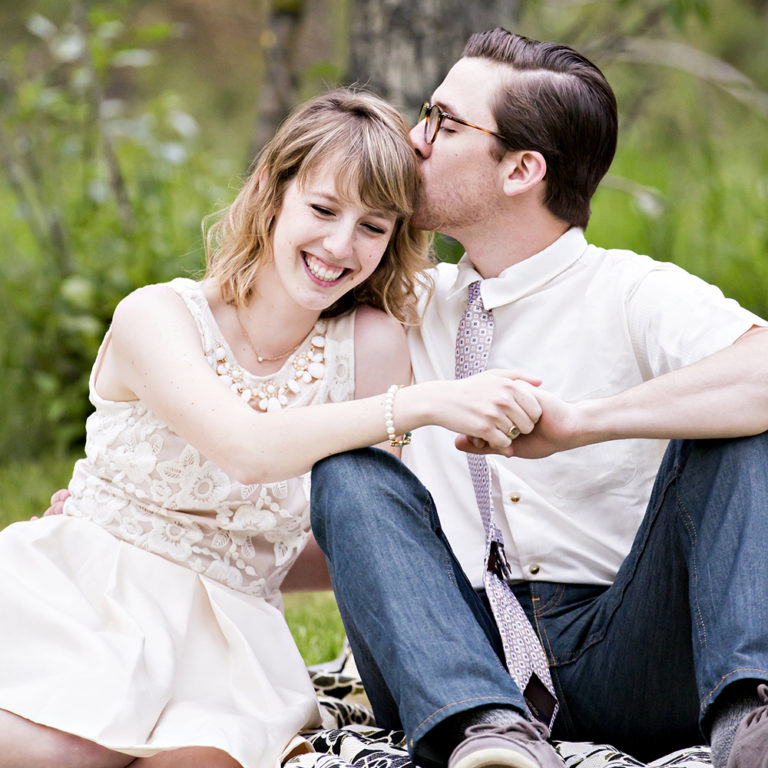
[678,496,707,650]
[422,496,457,588]
[535,583,566,616]
[410,695,524,750]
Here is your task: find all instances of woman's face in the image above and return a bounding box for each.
[265,161,397,315]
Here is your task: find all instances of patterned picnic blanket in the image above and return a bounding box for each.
[288,656,712,768]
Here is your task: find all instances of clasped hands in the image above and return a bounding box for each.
[451,369,574,459]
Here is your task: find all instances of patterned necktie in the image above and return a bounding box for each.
[454,280,558,728]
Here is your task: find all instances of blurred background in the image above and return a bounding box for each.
[1,0,767,515]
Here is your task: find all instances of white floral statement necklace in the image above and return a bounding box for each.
[214,320,327,412]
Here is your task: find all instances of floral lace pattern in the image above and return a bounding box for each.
[65,278,355,603]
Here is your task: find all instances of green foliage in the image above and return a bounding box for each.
[0,4,233,460]
[613,0,712,28]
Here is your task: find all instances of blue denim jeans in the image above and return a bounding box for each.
[310,434,768,765]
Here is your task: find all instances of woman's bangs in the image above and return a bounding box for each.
[300,123,413,218]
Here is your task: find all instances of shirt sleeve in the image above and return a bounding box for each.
[625,262,766,379]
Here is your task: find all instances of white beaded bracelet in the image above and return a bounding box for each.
[384,384,412,448]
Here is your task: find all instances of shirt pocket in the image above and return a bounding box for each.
[546,439,638,500]
[526,380,639,501]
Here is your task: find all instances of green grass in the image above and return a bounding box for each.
[284,591,346,665]
[0,455,346,665]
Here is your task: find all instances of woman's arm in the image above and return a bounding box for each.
[102,286,539,485]
[283,305,412,592]
[353,304,412,399]
[352,304,412,454]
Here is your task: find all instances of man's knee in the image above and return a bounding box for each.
[311,447,392,544]
[312,447,388,504]
[310,447,431,551]
[657,432,768,539]
[718,430,768,465]
[313,446,382,488]
[665,431,768,481]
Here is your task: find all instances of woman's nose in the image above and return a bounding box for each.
[323,224,355,259]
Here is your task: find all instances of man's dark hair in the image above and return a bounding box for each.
[462,28,617,229]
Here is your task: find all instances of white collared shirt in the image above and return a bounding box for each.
[404,228,765,587]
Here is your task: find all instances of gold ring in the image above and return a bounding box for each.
[507,424,521,440]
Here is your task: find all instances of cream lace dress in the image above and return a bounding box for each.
[0,278,356,767]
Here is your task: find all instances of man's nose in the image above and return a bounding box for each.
[410,123,431,158]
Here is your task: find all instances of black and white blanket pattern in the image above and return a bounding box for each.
[287,662,712,768]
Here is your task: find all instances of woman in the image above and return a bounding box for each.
[0,89,540,768]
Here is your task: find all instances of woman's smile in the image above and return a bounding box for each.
[302,252,350,285]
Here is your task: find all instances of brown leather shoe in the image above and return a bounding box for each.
[727,684,768,768]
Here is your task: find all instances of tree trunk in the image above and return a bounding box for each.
[254,1,524,158]
[252,1,305,154]
[252,0,346,157]
[346,0,522,119]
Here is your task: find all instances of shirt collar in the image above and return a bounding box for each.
[447,228,588,310]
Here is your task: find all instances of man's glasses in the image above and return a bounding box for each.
[418,102,507,145]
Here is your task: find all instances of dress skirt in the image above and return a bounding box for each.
[0,515,321,767]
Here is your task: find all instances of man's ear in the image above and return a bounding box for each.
[500,150,547,197]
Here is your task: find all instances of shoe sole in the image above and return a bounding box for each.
[451,746,540,768]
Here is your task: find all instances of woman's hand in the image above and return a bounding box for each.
[31,489,70,520]
[406,370,543,454]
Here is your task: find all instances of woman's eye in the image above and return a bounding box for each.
[311,204,334,216]
[363,223,387,235]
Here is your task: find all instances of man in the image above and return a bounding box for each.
[310,28,768,768]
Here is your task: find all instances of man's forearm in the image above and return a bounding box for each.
[577,325,768,443]
[502,326,768,461]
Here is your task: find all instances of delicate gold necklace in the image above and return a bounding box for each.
[214,319,328,412]
[235,306,312,363]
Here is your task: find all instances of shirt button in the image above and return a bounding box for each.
[528,563,540,575]
[509,494,521,503]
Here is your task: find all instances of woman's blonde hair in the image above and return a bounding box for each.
[205,88,433,324]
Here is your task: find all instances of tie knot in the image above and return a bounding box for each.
[467,280,484,309]
[465,280,491,323]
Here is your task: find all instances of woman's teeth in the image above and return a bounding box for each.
[305,254,345,282]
